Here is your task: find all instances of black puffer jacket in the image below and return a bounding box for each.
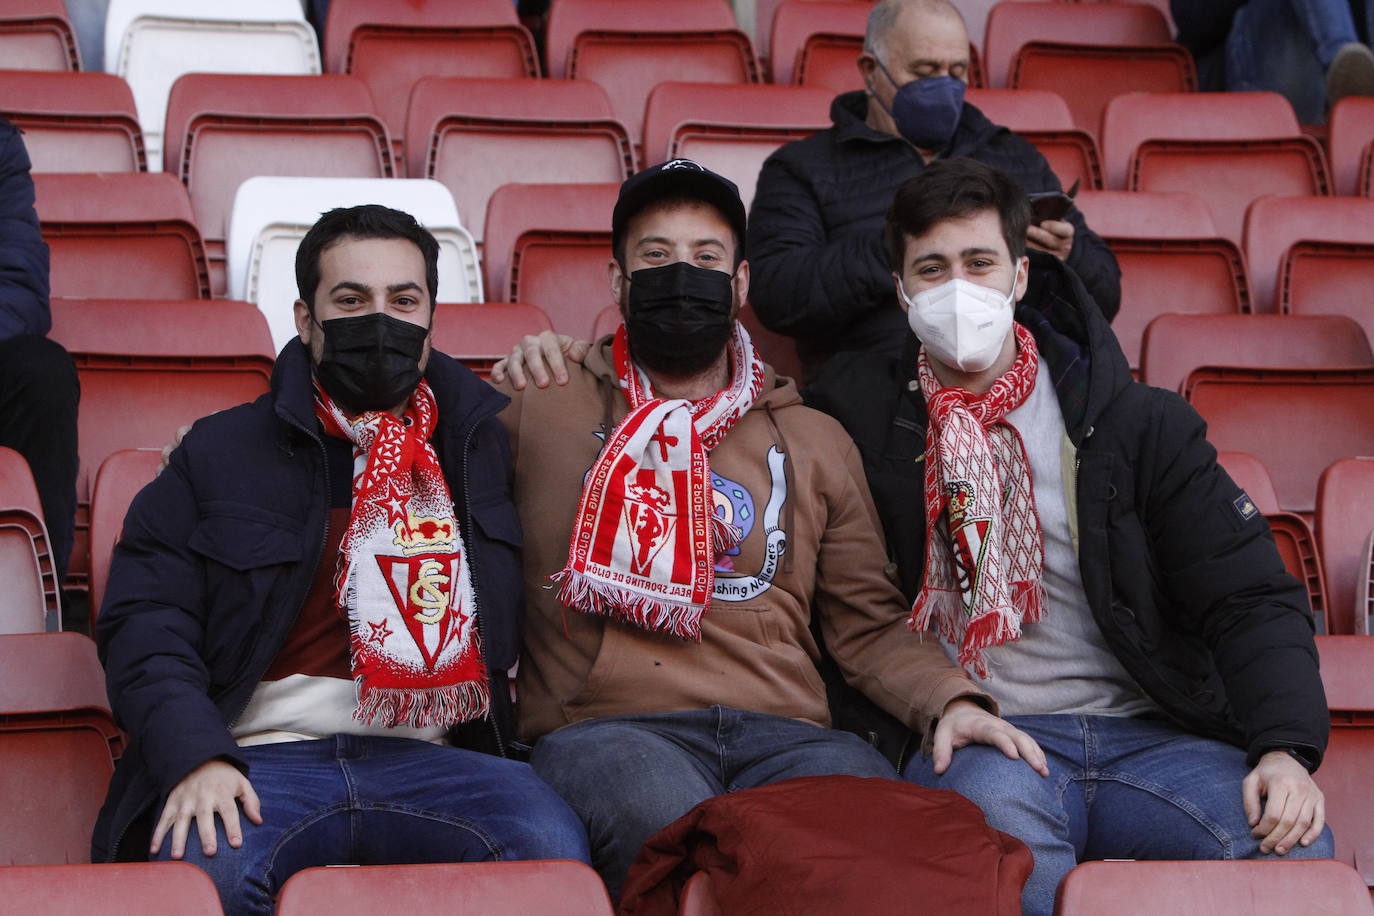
[748,91,1121,378]
[807,252,1327,770]
[93,341,522,861]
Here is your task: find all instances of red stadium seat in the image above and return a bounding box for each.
[275,860,615,916]
[0,447,61,632]
[1074,190,1247,371]
[1215,450,1328,631]
[1318,458,1374,636]
[740,302,803,383]
[593,304,621,340]
[164,72,394,294]
[33,173,211,300]
[323,0,539,171]
[408,77,634,247]
[47,298,275,590]
[1139,314,1374,394]
[1314,635,1374,892]
[1329,97,1374,197]
[965,88,1103,190]
[0,0,80,70]
[482,181,618,307]
[1053,859,1373,915]
[0,862,222,914]
[1101,92,1329,245]
[768,1,869,86]
[1183,367,1374,516]
[983,2,1171,92]
[0,632,122,865]
[641,82,832,207]
[430,302,554,378]
[88,450,161,621]
[0,71,144,172]
[1243,196,1374,315]
[544,0,760,146]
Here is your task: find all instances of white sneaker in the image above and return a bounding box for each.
[1326,42,1374,107]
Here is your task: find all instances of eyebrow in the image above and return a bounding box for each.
[911,246,1002,264]
[328,281,423,295]
[636,235,727,250]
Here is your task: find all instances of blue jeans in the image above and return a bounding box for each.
[1227,0,1374,122]
[905,715,1335,916]
[152,735,591,916]
[530,707,897,897]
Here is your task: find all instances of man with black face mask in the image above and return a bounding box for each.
[747,0,1121,382]
[93,205,590,914]
[494,160,1043,898]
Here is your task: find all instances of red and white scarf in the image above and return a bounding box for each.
[910,322,1046,678]
[553,322,766,640]
[315,380,488,728]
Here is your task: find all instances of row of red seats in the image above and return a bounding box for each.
[3,628,1372,906]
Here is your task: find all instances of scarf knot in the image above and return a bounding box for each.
[553,322,766,640]
[315,379,489,728]
[909,322,1047,678]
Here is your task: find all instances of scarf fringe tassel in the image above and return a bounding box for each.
[354,679,491,730]
[711,516,743,555]
[552,568,705,641]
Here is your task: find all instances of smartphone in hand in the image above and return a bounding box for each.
[1028,178,1080,224]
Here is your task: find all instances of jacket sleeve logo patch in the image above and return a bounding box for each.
[1232,492,1259,522]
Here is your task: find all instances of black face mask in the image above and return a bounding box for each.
[624,262,735,377]
[313,312,428,414]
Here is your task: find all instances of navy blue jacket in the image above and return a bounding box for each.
[0,117,50,340]
[93,341,521,861]
[748,92,1120,378]
[808,252,1327,770]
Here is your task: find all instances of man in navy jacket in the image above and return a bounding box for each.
[94,206,588,914]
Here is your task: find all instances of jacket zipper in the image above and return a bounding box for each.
[459,419,507,758]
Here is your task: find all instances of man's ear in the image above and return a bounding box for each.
[1013,256,1030,303]
[857,53,879,92]
[731,260,750,319]
[607,258,626,308]
[294,299,313,345]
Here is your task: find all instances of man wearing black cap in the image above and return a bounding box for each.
[494,160,1044,896]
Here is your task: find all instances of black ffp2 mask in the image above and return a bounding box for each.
[625,262,735,376]
[314,312,428,415]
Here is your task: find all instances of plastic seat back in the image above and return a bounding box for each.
[0,632,121,865]
[1243,195,1374,314]
[983,1,1171,91]
[1314,635,1374,890]
[966,88,1103,189]
[0,447,61,632]
[431,302,554,378]
[1053,859,1374,915]
[1183,367,1374,516]
[227,176,481,352]
[482,182,619,306]
[105,0,321,171]
[1329,97,1374,197]
[768,1,869,86]
[1102,92,1328,244]
[545,0,760,146]
[165,72,393,293]
[1318,459,1374,635]
[408,77,635,246]
[275,860,615,915]
[1075,190,1246,371]
[323,0,538,169]
[34,172,211,300]
[88,449,162,620]
[0,862,222,914]
[0,70,143,171]
[0,0,79,70]
[46,298,275,519]
[641,82,832,208]
[1140,314,1374,394]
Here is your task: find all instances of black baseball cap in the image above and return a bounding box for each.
[611,159,748,259]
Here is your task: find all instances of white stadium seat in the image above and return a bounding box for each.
[227,176,482,352]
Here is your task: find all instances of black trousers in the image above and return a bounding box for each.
[0,335,79,578]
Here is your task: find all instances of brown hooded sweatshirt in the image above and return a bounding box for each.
[497,336,988,743]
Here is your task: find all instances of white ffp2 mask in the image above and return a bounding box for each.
[900,276,1016,373]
